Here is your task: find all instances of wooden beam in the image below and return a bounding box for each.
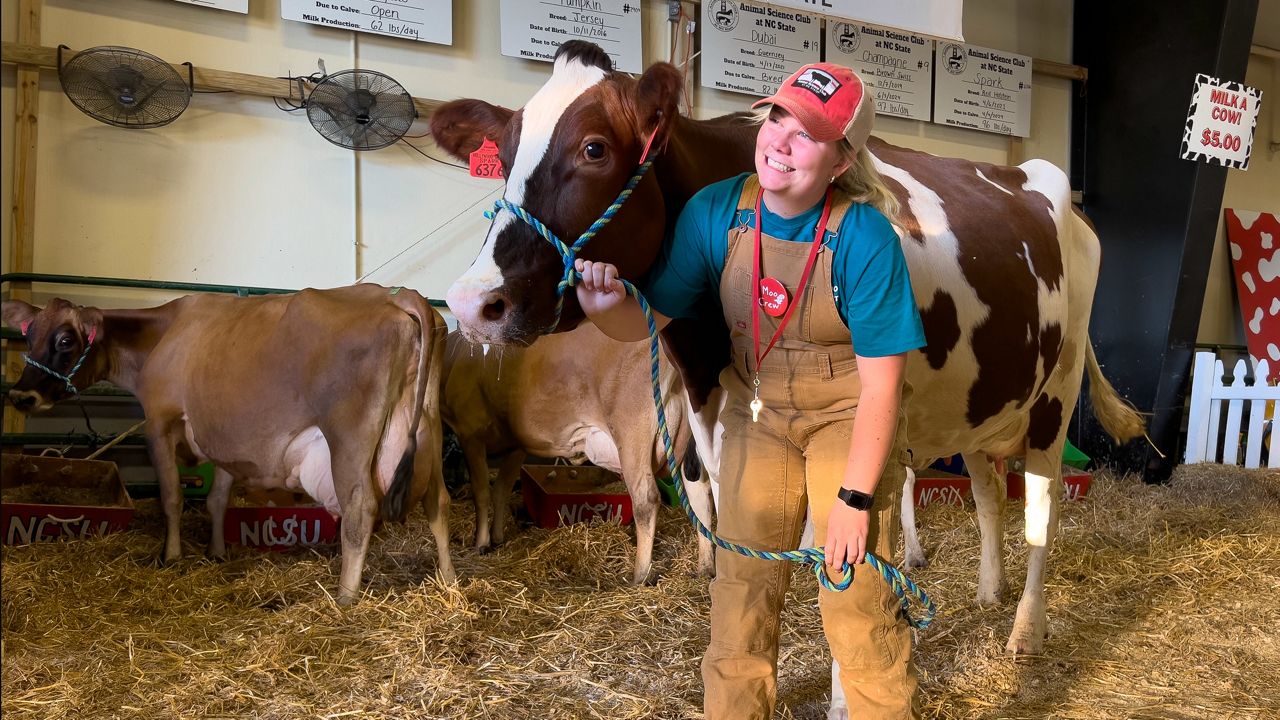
[1032,57,1088,82]
[1,41,445,118]
[4,1,41,438]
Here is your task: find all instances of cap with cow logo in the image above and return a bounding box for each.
[751,63,874,152]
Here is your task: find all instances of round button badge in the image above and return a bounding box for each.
[759,277,789,317]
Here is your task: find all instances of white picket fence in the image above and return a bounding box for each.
[1184,351,1280,468]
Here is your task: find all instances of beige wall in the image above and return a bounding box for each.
[1197,50,1280,348]
[2,0,1076,310]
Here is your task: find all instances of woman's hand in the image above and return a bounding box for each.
[825,501,870,568]
[575,259,628,318]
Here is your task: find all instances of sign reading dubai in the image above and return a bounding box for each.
[826,21,933,121]
[1180,74,1262,170]
[700,1,821,98]
[499,0,643,73]
[281,0,452,45]
[932,41,1032,137]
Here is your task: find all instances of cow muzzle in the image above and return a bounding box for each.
[446,282,520,345]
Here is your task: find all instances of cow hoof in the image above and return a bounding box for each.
[1005,624,1048,655]
[476,543,494,555]
[826,707,850,720]
[903,552,929,570]
[205,549,227,563]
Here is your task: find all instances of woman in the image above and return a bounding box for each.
[575,62,924,720]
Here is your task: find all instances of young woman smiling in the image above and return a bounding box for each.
[575,62,924,720]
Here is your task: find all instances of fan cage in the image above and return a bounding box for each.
[57,45,193,129]
[305,69,418,151]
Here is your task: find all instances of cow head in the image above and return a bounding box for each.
[2,299,105,412]
[432,41,682,345]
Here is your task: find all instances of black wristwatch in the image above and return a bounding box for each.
[837,486,875,511]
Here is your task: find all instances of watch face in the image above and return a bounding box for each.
[840,487,874,510]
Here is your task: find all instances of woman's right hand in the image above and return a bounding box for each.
[575,259,628,318]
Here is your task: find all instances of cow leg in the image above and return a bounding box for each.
[145,423,185,564]
[683,462,716,578]
[331,447,379,606]
[1007,443,1063,654]
[417,440,456,583]
[827,659,848,720]
[900,466,927,568]
[489,450,525,547]
[964,452,1009,605]
[206,467,235,560]
[460,437,495,552]
[627,471,659,586]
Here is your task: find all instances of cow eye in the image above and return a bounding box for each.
[584,142,606,160]
[56,335,73,350]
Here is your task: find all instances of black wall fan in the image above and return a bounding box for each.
[57,45,192,129]
[305,69,417,151]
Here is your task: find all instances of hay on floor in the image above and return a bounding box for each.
[3,465,1278,719]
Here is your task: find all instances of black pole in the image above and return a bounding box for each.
[1072,0,1259,481]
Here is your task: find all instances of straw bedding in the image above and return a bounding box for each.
[2,464,1277,719]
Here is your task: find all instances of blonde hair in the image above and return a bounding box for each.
[833,143,900,221]
[747,106,900,222]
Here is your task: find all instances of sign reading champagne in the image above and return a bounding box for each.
[826,21,933,121]
[700,1,821,98]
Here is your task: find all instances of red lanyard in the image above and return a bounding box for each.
[751,187,834,374]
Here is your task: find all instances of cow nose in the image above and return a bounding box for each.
[8,390,38,412]
[480,291,509,323]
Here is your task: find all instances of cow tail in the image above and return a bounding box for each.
[381,295,439,522]
[1084,342,1147,444]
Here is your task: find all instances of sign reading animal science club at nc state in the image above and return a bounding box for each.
[1180,74,1262,170]
[280,0,452,45]
[700,1,822,98]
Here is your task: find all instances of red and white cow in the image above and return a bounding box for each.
[430,41,1144,662]
[3,285,455,605]
[441,322,714,583]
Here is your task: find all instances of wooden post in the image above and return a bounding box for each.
[4,0,40,438]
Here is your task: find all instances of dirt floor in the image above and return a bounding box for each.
[2,465,1278,719]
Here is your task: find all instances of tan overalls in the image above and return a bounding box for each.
[701,176,919,719]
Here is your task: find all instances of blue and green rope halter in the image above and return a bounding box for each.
[484,159,656,334]
[23,340,94,396]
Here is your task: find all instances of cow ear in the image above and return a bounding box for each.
[635,62,683,152]
[429,99,515,161]
[78,306,105,345]
[1,300,39,333]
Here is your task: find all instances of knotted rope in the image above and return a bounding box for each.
[22,332,95,396]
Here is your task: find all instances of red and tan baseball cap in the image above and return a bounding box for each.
[751,63,874,151]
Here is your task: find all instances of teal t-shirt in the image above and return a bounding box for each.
[644,173,926,358]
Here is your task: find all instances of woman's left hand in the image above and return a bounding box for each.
[825,501,870,568]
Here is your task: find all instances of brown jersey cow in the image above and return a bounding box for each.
[441,322,714,584]
[3,285,454,604]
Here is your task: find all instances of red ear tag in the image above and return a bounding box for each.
[468,138,504,179]
[759,277,789,317]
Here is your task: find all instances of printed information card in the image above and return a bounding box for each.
[826,20,933,122]
[1180,74,1262,170]
[281,0,452,45]
[700,1,821,98]
[499,0,643,73]
[932,41,1032,137]
[169,0,248,12]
